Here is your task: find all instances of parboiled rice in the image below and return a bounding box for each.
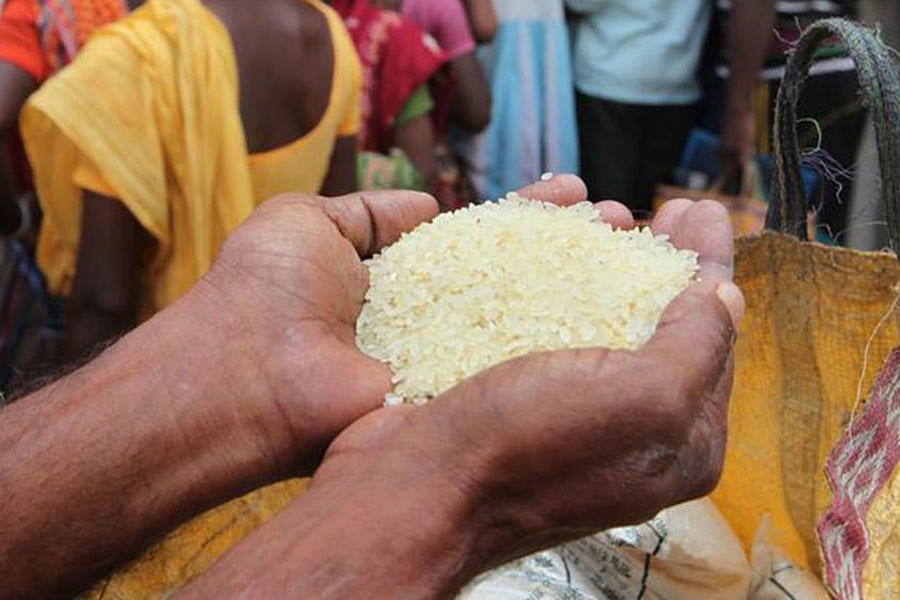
[356,194,699,404]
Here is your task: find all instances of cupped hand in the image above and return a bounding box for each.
[194,191,438,475]
[307,184,744,587]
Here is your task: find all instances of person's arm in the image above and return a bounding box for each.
[0,61,38,138]
[0,294,285,598]
[180,184,744,598]
[63,192,149,362]
[432,0,492,132]
[449,53,492,133]
[719,0,776,181]
[0,190,439,598]
[320,135,358,196]
[462,0,497,44]
[394,112,436,190]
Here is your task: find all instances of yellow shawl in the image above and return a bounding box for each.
[22,0,357,316]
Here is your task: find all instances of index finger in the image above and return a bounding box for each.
[325,191,440,257]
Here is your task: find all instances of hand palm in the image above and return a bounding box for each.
[207,192,438,473]
[312,191,744,564]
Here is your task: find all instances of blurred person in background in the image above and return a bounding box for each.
[389,0,494,210]
[455,0,580,201]
[461,0,497,44]
[718,0,863,243]
[20,0,360,363]
[567,0,712,216]
[397,0,494,132]
[0,0,135,235]
[331,0,445,195]
[0,0,135,384]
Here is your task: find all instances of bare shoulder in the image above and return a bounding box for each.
[295,1,333,51]
[203,0,330,46]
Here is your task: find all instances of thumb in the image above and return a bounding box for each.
[641,280,741,412]
[716,281,745,330]
[325,191,440,257]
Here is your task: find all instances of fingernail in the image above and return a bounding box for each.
[716,281,746,328]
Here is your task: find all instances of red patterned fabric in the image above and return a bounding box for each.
[0,0,129,200]
[818,346,900,599]
[0,0,128,81]
[332,0,445,153]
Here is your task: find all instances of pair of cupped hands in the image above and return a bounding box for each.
[183,174,744,595]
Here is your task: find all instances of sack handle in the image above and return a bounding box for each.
[767,18,900,256]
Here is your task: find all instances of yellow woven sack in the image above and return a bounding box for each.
[711,19,900,598]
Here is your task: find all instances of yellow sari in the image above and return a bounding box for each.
[22,0,360,317]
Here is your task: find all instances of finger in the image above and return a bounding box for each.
[653,199,734,282]
[716,281,746,330]
[516,174,587,206]
[650,198,694,236]
[596,200,635,230]
[645,278,740,383]
[326,191,440,257]
[517,175,634,230]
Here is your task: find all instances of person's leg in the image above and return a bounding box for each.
[634,103,695,216]
[576,91,640,208]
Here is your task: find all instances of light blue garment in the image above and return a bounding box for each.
[567,0,712,105]
[454,0,579,201]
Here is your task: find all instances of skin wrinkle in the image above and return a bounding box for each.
[232,257,337,320]
[358,194,381,256]
[279,338,390,426]
[680,350,735,500]
[324,199,371,255]
[257,367,307,477]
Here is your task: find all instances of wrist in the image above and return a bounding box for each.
[98,284,289,511]
[724,80,756,116]
[725,97,752,120]
[305,410,484,596]
[299,473,477,597]
[180,412,482,598]
[0,284,289,596]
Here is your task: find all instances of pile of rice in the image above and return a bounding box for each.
[356,194,699,404]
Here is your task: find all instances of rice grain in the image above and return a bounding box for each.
[356,194,699,404]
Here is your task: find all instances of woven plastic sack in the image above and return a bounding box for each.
[457,499,752,600]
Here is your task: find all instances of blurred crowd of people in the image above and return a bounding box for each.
[0,0,895,385]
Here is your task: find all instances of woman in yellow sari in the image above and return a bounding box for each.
[21,0,361,360]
